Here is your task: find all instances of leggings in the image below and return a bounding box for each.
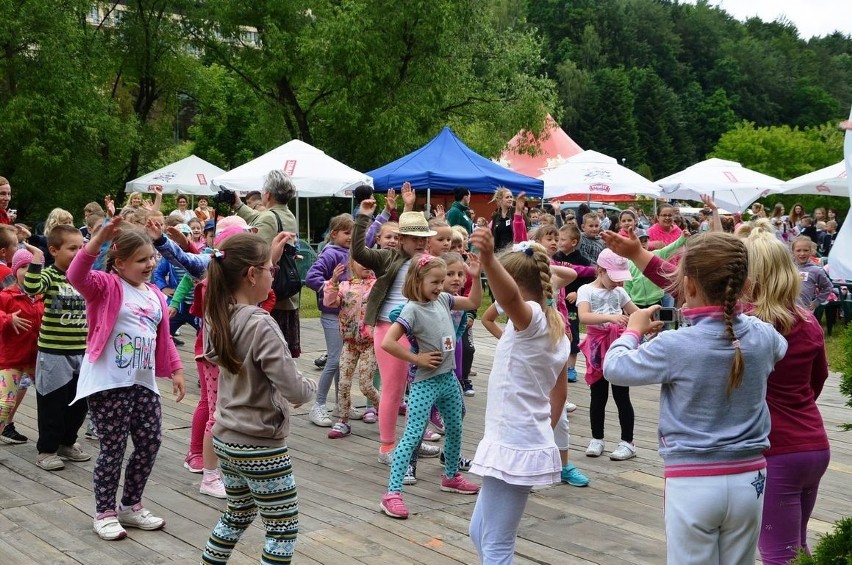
[0,367,31,424]
[316,312,343,405]
[589,377,634,442]
[203,440,299,565]
[338,339,380,419]
[469,476,532,564]
[88,385,162,514]
[389,372,463,492]
[189,359,220,456]
[759,449,830,565]
[374,321,410,445]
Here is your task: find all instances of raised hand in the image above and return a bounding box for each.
[466,251,481,277]
[700,194,717,211]
[91,216,124,246]
[401,181,415,211]
[144,218,165,241]
[104,195,115,217]
[385,188,397,212]
[515,192,526,213]
[165,226,189,250]
[470,226,495,260]
[601,228,642,261]
[359,198,378,217]
[435,204,445,220]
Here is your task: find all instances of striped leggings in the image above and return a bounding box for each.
[202,439,299,565]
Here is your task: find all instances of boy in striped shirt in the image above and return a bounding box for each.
[24,224,90,471]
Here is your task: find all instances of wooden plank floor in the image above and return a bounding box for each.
[0,319,850,564]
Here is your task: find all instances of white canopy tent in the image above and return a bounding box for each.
[826,109,852,281]
[125,155,223,195]
[540,150,661,199]
[780,161,848,196]
[210,139,372,239]
[656,158,783,212]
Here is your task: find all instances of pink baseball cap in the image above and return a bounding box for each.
[596,248,632,282]
[215,215,256,234]
[214,226,255,247]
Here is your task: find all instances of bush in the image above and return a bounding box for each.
[791,516,852,564]
[841,324,852,430]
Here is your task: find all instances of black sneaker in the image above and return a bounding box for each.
[439,449,472,472]
[1,423,28,444]
[403,462,417,485]
[314,353,328,368]
[462,379,475,397]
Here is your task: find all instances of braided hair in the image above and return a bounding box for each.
[498,242,564,346]
[675,233,749,397]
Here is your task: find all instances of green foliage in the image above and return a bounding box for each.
[790,516,852,564]
[841,326,852,431]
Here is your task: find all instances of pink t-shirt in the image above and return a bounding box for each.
[647,223,682,247]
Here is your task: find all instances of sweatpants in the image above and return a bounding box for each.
[589,377,634,443]
[469,476,532,564]
[373,321,410,445]
[35,359,87,454]
[759,449,830,565]
[388,372,463,492]
[88,385,162,514]
[315,312,343,406]
[665,469,767,565]
[203,440,299,565]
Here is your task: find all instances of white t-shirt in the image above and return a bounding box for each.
[576,284,631,327]
[378,260,410,322]
[75,280,162,401]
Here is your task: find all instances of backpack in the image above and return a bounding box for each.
[270,210,303,300]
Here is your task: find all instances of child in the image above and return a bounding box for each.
[1,225,20,290]
[577,248,639,461]
[66,218,185,540]
[578,212,604,264]
[467,229,570,562]
[375,221,399,250]
[624,228,687,309]
[791,236,832,311]
[0,249,44,440]
[379,253,482,519]
[323,258,381,438]
[350,185,442,464]
[554,224,593,383]
[23,225,90,469]
[427,218,453,256]
[305,213,355,427]
[604,232,787,565]
[200,233,316,565]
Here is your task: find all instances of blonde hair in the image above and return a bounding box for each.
[403,254,447,302]
[533,224,558,242]
[442,252,465,269]
[44,208,74,237]
[742,226,804,335]
[451,225,468,238]
[498,243,564,346]
[490,187,512,204]
[428,218,449,229]
[124,191,144,209]
[791,235,816,254]
[673,233,748,397]
[325,213,354,243]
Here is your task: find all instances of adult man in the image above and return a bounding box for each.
[0,177,15,225]
[233,170,301,357]
[446,188,474,234]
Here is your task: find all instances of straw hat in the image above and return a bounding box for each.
[393,212,437,237]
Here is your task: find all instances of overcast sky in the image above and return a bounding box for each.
[699,0,852,39]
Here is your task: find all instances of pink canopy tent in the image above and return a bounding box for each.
[498,115,583,178]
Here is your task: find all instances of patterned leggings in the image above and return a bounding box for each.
[87,385,162,514]
[203,440,299,565]
[389,372,464,492]
[338,339,380,419]
[0,368,31,424]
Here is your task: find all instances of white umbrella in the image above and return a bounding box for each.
[211,139,372,197]
[780,161,847,196]
[657,158,783,212]
[125,155,223,195]
[540,150,661,199]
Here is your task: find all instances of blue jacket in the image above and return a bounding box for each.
[306,244,349,315]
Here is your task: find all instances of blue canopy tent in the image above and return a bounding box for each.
[367,126,543,198]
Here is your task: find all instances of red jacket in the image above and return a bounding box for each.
[0,286,45,368]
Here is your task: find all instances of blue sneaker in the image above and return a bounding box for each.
[561,464,590,487]
[567,368,578,383]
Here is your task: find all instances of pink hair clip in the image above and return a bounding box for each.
[416,254,434,268]
[731,339,741,349]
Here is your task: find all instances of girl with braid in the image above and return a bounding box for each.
[603,232,787,565]
[466,229,570,564]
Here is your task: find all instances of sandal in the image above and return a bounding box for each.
[327,421,351,439]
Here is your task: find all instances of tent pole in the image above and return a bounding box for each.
[307,198,311,244]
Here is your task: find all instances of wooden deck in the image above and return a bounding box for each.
[0,319,850,564]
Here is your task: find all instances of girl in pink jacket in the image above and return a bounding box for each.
[67,217,185,542]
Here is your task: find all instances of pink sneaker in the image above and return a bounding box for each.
[327,422,351,439]
[422,428,442,442]
[440,473,480,494]
[183,453,203,473]
[362,407,378,424]
[429,406,445,435]
[380,492,409,519]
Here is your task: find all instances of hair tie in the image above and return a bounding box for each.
[731,339,741,350]
[212,249,225,260]
[111,243,118,252]
[546,298,555,307]
[511,241,534,256]
[416,254,434,269]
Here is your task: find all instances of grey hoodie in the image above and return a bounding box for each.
[205,304,316,446]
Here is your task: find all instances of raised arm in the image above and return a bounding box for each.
[470,227,532,331]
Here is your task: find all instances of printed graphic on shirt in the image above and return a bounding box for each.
[442,336,455,352]
[114,333,154,370]
[125,300,161,334]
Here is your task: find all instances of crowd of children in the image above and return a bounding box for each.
[0,177,839,564]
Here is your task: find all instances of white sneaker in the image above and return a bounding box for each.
[308,404,332,427]
[93,514,127,541]
[610,441,637,461]
[585,439,605,457]
[418,442,440,458]
[565,402,577,413]
[378,449,394,465]
[117,504,165,530]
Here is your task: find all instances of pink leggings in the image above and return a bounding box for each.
[373,321,410,445]
[189,359,220,456]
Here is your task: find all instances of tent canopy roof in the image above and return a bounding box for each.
[367,127,543,198]
[125,155,224,196]
[498,114,583,177]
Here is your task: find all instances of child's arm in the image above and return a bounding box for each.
[815,269,833,304]
[66,217,125,300]
[146,219,209,279]
[655,234,687,259]
[322,264,345,308]
[551,265,578,291]
[169,273,195,316]
[306,248,340,292]
[470,226,532,331]
[351,199,389,273]
[452,253,482,311]
[701,194,723,233]
[381,321,442,369]
[153,259,171,292]
[577,301,629,326]
[365,190,395,247]
[549,364,569,429]
[481,303,502,339]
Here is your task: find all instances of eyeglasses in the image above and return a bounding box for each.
[659,214,674,218]
[255,265,280,277]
